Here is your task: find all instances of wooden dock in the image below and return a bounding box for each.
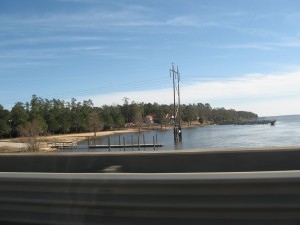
[88,133,163,150]
[89,144,163,149]
[218,119,276,125]
[48,141,77,149]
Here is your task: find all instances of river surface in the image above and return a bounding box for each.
[66,115,300,152]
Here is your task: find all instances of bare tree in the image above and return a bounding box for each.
[87,111,102,135]
[17,119,46,151]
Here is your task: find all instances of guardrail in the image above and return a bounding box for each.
[1,171,300,224]
[1,148,300,224]
[1,147,300,173]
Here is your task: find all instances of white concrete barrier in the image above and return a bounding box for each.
[0,141,26,148]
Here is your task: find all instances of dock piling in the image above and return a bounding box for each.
[87,133,163,150]
[108,136,111,152]
[123,137,125,151]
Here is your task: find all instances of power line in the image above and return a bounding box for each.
[0,77,171,106]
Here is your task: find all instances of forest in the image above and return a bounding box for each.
[0,95,258,138]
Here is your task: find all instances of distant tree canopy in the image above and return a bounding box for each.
[0,95,258,138]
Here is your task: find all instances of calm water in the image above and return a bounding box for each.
[69,115,300,152]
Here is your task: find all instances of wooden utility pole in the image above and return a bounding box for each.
[170,63,182,142]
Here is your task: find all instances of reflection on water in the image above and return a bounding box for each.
[65,115,300,152]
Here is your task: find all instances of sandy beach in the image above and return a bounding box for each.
[0,125,168,152]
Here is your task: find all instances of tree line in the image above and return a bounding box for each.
[0,95,258,138]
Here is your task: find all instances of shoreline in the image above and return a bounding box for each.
[0,123,197,152]
[0,122,209,153]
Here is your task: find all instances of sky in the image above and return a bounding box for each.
[1,0,300,116]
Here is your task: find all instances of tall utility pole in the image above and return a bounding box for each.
[170,63,182,142]
[8,119,12,139]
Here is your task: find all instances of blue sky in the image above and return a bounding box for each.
[1,0,300,116]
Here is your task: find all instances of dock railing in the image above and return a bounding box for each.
[47,141,77,149]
